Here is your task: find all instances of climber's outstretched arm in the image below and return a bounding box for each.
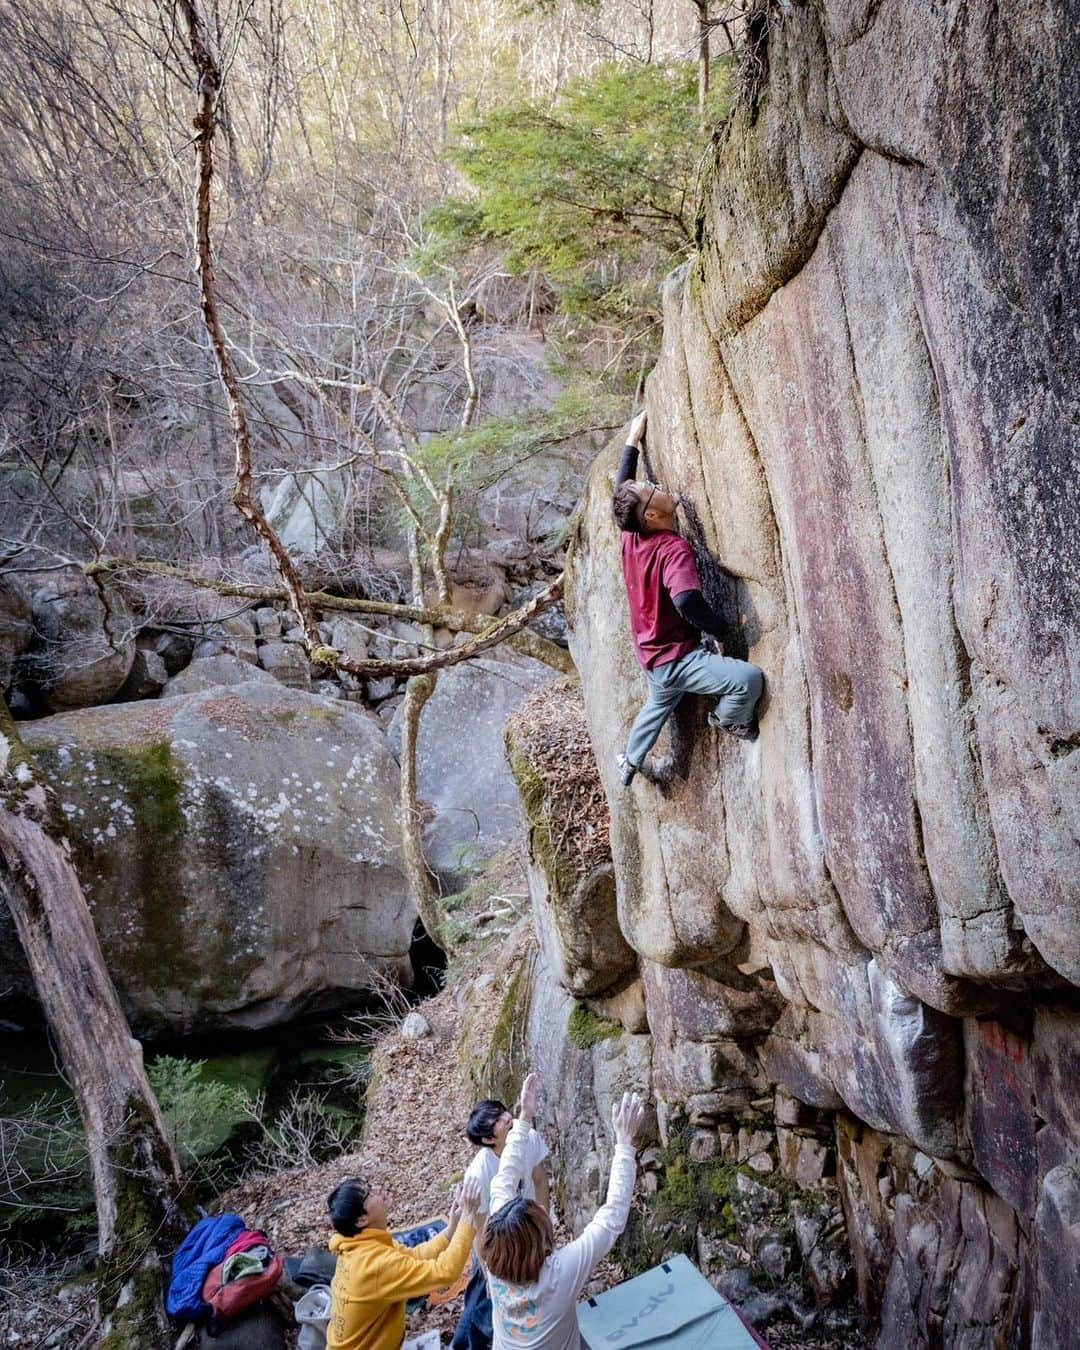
[615,411,648,487]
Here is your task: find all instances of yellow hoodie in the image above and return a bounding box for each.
[327,1220,476,1350]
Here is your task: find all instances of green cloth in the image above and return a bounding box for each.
[576,1255,760,1349]
[222,1248,270,1284]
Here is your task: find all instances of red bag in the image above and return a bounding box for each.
[224,1228,271,1259]
[202,1252,284,1323]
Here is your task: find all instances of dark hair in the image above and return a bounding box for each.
[328,1178,372,1236]
[478,1198,554,1285]
[466,1100,508,1147]
[612,481,644,533]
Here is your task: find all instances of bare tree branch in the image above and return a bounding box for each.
[177,0,324,653]
[85,557,574,675]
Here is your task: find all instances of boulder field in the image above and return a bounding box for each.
[500,4,1077,1346]
[0,585,557,1033]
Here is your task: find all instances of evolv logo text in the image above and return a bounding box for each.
[603,1281,676,1342]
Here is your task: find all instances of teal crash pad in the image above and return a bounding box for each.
[577,1254,765,1349]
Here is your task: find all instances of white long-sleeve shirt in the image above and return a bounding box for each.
[487,1118,637,1350]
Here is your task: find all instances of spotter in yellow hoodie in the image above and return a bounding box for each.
[326,1175,479,1350]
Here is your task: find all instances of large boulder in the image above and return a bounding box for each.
[389,650,555,876]
[116,647,169,701]
[17,568,135,711]
[256,639,311,690]
[163,653,277,697]
[7,682,414,1034]
[192,613,259,664]
[262,464,348,556]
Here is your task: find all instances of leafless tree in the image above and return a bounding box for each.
[0,2,709,1333]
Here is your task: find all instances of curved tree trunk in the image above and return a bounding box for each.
[175,0,568,962]
[397,518,449,950]
[0,706,188,1347]
[398,667,446,949]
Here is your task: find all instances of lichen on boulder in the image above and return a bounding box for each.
[4,680,415,1034]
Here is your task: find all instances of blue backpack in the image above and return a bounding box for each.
[167,1213,246,1320]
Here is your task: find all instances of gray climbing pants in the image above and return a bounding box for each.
[625,646,764,768]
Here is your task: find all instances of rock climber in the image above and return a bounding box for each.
[611,411,764,786]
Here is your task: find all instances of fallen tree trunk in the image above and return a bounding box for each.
[85,557,575,675]
[0,705,189,1347]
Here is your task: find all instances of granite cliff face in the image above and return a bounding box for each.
[525,3,1077,1344]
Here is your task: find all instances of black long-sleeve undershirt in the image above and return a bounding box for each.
[673,588,725,641]
[616,442,639,487]
[618,442,726,643]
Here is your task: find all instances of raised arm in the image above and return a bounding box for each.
[489,1072,541,1214]
[532,1158,550,1213]
[378,1223,475,1299]
[408,1176,482,1259]
[615,411,648,486]
[550,1091,645,1299]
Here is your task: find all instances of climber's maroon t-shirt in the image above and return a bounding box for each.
[621,529,701,670]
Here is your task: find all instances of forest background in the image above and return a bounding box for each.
[0,1,745,1343]
[0,0,732,583]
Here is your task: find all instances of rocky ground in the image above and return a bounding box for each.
[217,982,862,1349]
[0,947,863,1349]
[218,887,865,1350]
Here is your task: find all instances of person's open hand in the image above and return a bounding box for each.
[612,1091,645,1148]
[628,410,648,446]
[519,1071,542,1120]
[459,1175,483,1222]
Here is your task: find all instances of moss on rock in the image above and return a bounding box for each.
[619,1127,807,1289]
[465,948,535,1104]
[95,741,201,993]
[567,1002,622,1050]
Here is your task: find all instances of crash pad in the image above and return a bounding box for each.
[577,1254,766,1349]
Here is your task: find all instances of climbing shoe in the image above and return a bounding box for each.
[615,753,638,786]
[709,713,759,742]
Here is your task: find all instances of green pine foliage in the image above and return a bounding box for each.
[425,61,732,318]
[146,1056,246,1178]
[416,382,625,497]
